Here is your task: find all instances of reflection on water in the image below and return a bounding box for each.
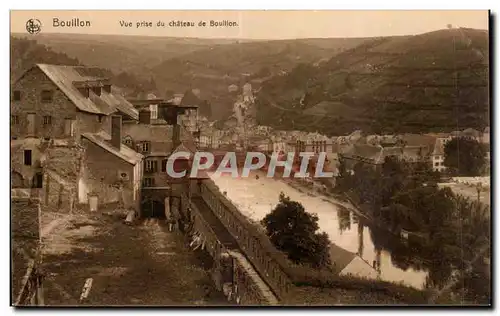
[209,171,431,289]
[338,207,351,233]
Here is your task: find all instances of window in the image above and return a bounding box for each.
[24,150,32,166]
[13,90,21,101]
[144,159,158,173]
[143,177,155,187]
[123,136,133,147]
[41,90,53,102]
[161,159,168,172]
[141,141,150,153]
[43,115,52,125]
[97,116,103,123]
[11,115,19,125]
[434,162,439,167]
[150,104,158,120]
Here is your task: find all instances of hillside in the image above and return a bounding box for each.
[150,38,369,120]
[16,33,237,79]
[255,28,490,135]
[10,36,153,96]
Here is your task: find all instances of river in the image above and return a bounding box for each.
[208,170,430,290]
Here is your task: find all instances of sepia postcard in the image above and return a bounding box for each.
[10,10,491,307]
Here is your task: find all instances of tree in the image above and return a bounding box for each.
[261,193,332,268]
[444,136,486,176]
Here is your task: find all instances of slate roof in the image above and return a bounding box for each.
[341,144,383,163]
[461,128,482,138]
[400,134,436,154]
[122,124,174,142]
[171,143,194,156]
[82,132,143,165]
[32,64,138,119]
[101,88,139,120]
[341,144,428,164]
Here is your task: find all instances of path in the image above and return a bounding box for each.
[41,213,230,306]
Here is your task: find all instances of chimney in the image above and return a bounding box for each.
[92,86,102,96]
[111,115,122,149]
[139,109,151,125]
[173,124,181,149]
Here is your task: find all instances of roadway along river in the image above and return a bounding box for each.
[208,171,429,290]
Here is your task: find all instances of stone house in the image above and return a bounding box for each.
[431,137,453,173]
[80,116,144,212]
[122,114,175,216]
[11,64,142,211]
[11,64,139,143]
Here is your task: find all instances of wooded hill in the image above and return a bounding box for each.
[255,28,489,135]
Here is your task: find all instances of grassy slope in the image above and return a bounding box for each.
[256,28,489,136]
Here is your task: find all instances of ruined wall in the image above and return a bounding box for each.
[11,139,44,188]
[43,170,75,213]
[42,145,82,212]
[11,196,42,305]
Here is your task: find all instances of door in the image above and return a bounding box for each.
[32,172,43,188]
[89,195,98,212]
[27,113,35,136]
[64,119,75,137]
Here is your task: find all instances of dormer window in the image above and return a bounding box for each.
[41,90,53,103]
[92,86,102,96]
[78,87,89,98]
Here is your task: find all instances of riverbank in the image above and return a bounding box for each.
[280,177,431,244]
[279,177,375,224]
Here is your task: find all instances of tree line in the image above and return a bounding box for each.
[335,146,490,304]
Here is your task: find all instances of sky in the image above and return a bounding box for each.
[10,10,489,40]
